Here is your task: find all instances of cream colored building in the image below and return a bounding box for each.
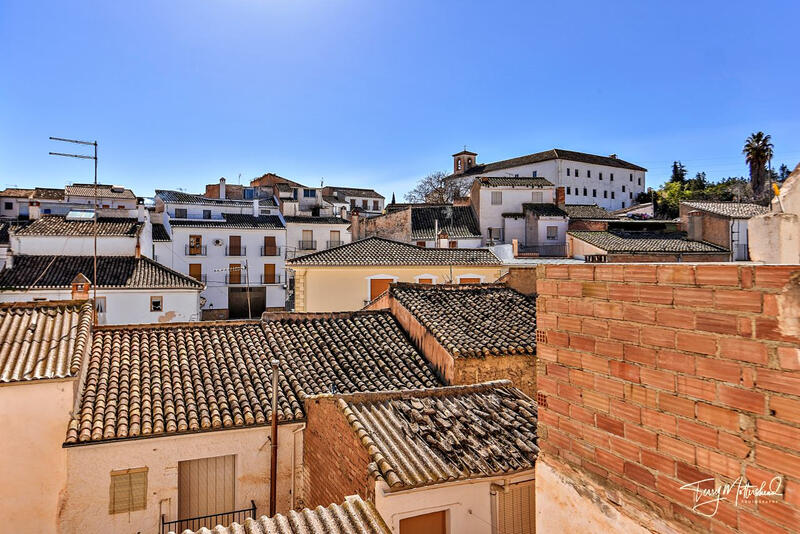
[286,237,504,311]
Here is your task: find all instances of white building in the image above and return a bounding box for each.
[64,183,138,210]
[0,188,34,219]
[322,186,385,217]
[153,190,287,319]
[284,215,352,259]
[450,148,647,211]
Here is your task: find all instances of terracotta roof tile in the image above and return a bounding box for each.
[682,201,769,218]
[568,230,730,254]
[15,216,142,237]
[151,223,171,241]
[31,188,65,200]
[155,190,253,206]
[169,214,284,229]
[65,183,136,199]
[480,177,554,187]
[562,204,616,220]
[410,205,481,239]
[0,188,34,198]
[456,148,646,177]
[522,203,569,217]
[283,216,350,225]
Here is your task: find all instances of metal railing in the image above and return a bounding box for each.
[518,244,567,257]
[585,254,609,263]
[327,240,343,249]
[225,246,247,256]
[185,245,207,256]
[261,274,282,285]
[161,500,256,534]
[225,274,245,285]
[261,246,281,256]
[298,240,317,250]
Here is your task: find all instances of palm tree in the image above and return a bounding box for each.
[742,132,774,197]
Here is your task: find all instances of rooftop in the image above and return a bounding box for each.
[325,186,384,200]
[151,223,171,242]
[65,183,136,199]
[287,237,500,267]
[388,283,536,358]
[14,216,142,237]
[682,201,770,219]
[169,213,285,229]
[155,190,253,206]
[568,230,730,254]
[65,310,442,444]
[173,495,390,534]
[562,204,617,220]
[31,187,65,200]
[0,220,30,244]
[456,148,647,177]
[523,203,569,217]
[333,381,538,490]
[0,300,93,383]
[0,188,34,198]
[479,177,554,188]
[283,215,350,225]
[410,205,481,239]
[0,255,204,290]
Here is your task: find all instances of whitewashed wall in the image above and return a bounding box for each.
[10,234,139,256]
[477,186,556,245]
[285,222,351,258]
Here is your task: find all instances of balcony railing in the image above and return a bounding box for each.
[161,500,256,534]
[225,246,247,256]
[185,245,207,256]
[327,240,343,249]
[261,246,281,256]
[585,254,609,263]
[260,274,283,285]
[298,240,317,250]
[518,244,567,257]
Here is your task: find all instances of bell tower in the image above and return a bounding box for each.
[452,148,477,175]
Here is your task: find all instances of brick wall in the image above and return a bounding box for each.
[360,208,411,242]
[536,263,800,533]
[607,253,731,263]
[303,396,375,508]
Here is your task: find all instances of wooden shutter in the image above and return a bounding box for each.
[417,278,433,285]
[263,263,276,284]
[496,481,535,534]
[229,235,241,255]
[109,467,148,514]
[189,264,202,281]
[399,510,446,534]
[264,236,277,256]
[229,264,241,284]
[459,277,481,284]
[370,278,392,300]
[178,455,235,520]
[189,235,202,254]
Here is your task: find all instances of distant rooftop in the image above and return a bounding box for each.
[454,148,647,178]
[682,201,769,219]
[562,204,617,220]
[569,230,730,254]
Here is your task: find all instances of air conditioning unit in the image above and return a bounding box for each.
[213,239,224,246]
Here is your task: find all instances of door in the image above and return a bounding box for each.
[189,235,202,255]
[369,278,392,300]
[263,236,277,256]
[178,455,236,520]
[496,481,535,534]
[189,264,202,282]
[263,263,276,284]
[229,235,241,256]
[229,263,241,284]
[400,510,446,534]
[329,230,341,248]
[301,229,314,250]
[228,287,266,319]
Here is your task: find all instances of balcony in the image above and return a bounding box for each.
[260,274,283,285]
[298,240,317,251]
[161,500,256,534]
[260,246,281,256]
[225,246,247,256]
[517,244,567,257]
[327,240,343,249]
[185,245,207,256]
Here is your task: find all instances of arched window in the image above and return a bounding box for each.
[457,160,462,170]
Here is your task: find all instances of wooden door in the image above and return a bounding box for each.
[459,277,481,284]
[263,236,277,256]
[369,278,392,300]
[189,264,202,282]
[189,235,202,255]
[229,263,241,284]
[496,481,535,534]
[263,263,276,284]
[400,510,446,534]
[229,235,241,256]
[178,455,235,520]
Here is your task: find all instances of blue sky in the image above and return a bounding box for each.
[1,1,798,200]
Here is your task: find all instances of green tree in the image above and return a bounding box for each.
[742,132,774,197]
[778,163,791,182]
[686,171,708,191]
[670,161,687,184]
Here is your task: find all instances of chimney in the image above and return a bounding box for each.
[556,186,566,207]
[339,205,347,220]
[137,199,145,222]
[6,250,13,269]
[253,199,259,217]
[609,154,617,159]
[434,218,439,245]
[437,230,449,249]
[135,237,142,259]
[219,177,226,199]
[350,209,360,240]
[71,274,91,301]
[512,238,519,257]
[29,201,41,220]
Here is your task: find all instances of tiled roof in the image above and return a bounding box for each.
[523,203,569,217]
[335,381,538,490]
[169,214,285,229]
[410,205,481,239]
[151,223,171,241]
[0,220,30,244]
[283,216,350,225]
[65,311,442,444]
[612,202,653,215]
[0,300,93,383]
[31,188,65,200]
[287,237,500,266]
[0,188,34,198]
[15,216,142,237]
[173,495,390,534]
[155,190,253,206]
[388,283,536,358]
[562,204,616,220]
[479,177,554,187]
[457,148,646,177]
[326,187,384,199]
[682,201,770,219]
[0,255,204,289]
[276,183,293,193]
[65,183,136,199]
[568,231,730,254]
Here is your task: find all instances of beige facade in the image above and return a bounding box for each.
[291,265,505,312]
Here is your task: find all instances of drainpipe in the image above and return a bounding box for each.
[269,359,279,516]
[290,423,306,510]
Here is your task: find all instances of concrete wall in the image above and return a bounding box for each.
[750,162,800,264]
[59,423,303,534]
[477,185,556,245]
[286,222,351,258]
[0,379,75,533]
[11,234,139,256]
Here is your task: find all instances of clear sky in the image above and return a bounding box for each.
[1,1,798,200]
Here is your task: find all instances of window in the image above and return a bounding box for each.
[599,172,603,180]
[457,159,462,171]
[491,191,502,205]
[189,263,202,282]
[150,297,163,312]
[189,235,203,255]
[350,198,356,208]
[292,189,298,200]
[587,170,591,178]
[229,263,241,284]
[449,241,457,248]
[638,177,641,185]
[400,510,446,534]
[630,173,633,181]
[622,185,626,192]
[532,170,538,177]
[630,192,633,199]
[174,208,187,218]
[592,189,597,197]
[303,189,316,198]
[3,202,12,210]
[575,169,580,177]
[95,297,107,314]
[611,192,615,199]
[546,226,558,240]
[373,200,379,211]
[416,241,426,247]
[109,467,147,514]
[567,168,571,176]
[604,191,608,198]
[566,186,571,195]
[531,191,543,203]
[610,173,614,181]
[361,199,368,209]
[202,210,211,219]
[583,188,587,196]
[622,201,626,208]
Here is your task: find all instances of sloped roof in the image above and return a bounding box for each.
[388,283,536,358]
[410,205,481,239]
[173,495,390,534]
[0,220,30,244]
[15,216,142,237]
[562,204,616,220]
[169,214,284,229]
[523,203,569,217]
[31,188,65,200]
[65,311,442,444]
[335,381,538,490]
[457,148,646,177]
[479,177,554,187]
[283,216,350,225]
[326,187,384,199]
[0,255,203,289]
[155,190,253,206]
[682,201,769,219]
[287,237,500,266]
[65,183,136,199]
[569,231,730,254]
[151,223,171,241]
[0,188,34,198]
[0,300,93,383]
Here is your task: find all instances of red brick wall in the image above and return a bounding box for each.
[303,397,375,508]
[607,253,731,263]
[568,220,609,231]
[536,263,800,533]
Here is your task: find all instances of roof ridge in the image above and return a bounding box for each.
[262,309,390,322]
[312,380,513,404]
[94,318,262,331]
[0,299,90,310]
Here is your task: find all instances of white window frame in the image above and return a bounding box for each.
[365,274,399,301]
[150,296,163,312]
[414,274,439,284]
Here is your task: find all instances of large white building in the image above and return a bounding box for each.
[450,148,647,211]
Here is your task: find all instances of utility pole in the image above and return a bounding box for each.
[50,137,98,324]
